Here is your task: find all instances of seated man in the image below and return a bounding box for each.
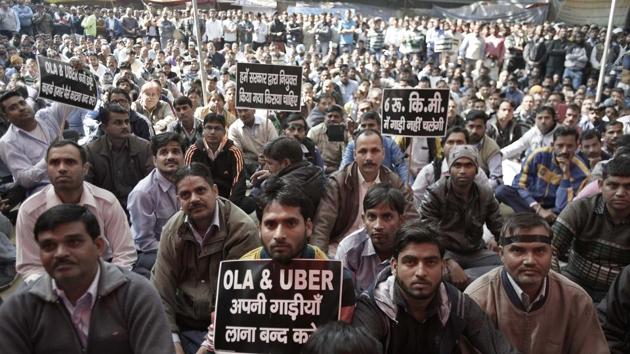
[311,129,416,255]
[283,113,323,167]
[0,204,173,353]
[127,132,185,277]
[352,223,517,354]
[339,111,409,183]
[578,129,610,169]
[106,87,153,141]
[552,155,630,302]
[184,113,254,214]
[463,212,609,354]
[168,96,203,151]
[496,126,590,223]
[251,136,325,210]
[228,108,278,176]
[486,100,526,149]
[131,80,176,133]
[464,110,503,189]
[152,163,259,354]
[420,145,503,286]
[16,140,136,283]
[602,120,624,156]
[501,106,558,160]
[598,264,630,354]
[412,126,490,207]
[85,103,154,211]
[307,104,350,175]
[0,90,81,193]
[336,183,406,295]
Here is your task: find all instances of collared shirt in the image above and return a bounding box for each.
[505,271,547,311]
[227,115,278,162]
[15,182,136,283]
[0,102,77,190]
[335,227,390,294]
[127,169,179,252]
[345,170,380,238]
[185,200,221,245]
[52,265,101,348]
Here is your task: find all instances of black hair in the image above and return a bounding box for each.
[0,89,25,115]
[605,120,623,131]
[34,204,101,241]
[100,103,128,125]
[326,104,344,115]
[256,176,314,222]
[535,106,557,120]
[46,139,87,164]
[580,129,601,143]
[301,321,383,354]
[173,95,193,107]
[173,163,215,191]
[203,112,226,127]
[465,109,488,123]
[553,125,579,143]
[363,183,405,215]
[359,111,381,125]
[151,132,185,156]
[392,222,445,259]
[603,155,630,179]
[263,136,303,164]
[499,212,552,245]
[444,126,470,144]
[284,113,307,129]
[108,87,132,103]
[616,134,630,153]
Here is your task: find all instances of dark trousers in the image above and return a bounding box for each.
[495,185,533,213]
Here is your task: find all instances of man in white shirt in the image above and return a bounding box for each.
[228,108,278,176]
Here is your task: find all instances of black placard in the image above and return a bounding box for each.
[37,56,98,110]
[381,88,450,137]
[236,62,302,112]
[213,259,342,354]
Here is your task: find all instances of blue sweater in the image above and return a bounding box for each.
[339,136,409,183]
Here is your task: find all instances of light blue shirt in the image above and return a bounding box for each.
[0,102,76,191]
[339,135,409,183]
[127,169,179,252]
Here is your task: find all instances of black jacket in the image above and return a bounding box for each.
[598,265,630,354]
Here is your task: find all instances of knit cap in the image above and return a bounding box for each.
[448,145,479,170]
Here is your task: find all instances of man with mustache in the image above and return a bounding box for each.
[462,212,609,354]
[421,145,503,288]
[464,110,503,189]
[127,132,185,277]
[85,103,154,212]
[353,223,517,354]
[496,126,590,223]
[0,204,173,354]
[552,155,630,302]
[311,129,417,256]
[577,129,610,169]
[15,140,136,284]
[152,163,259,354]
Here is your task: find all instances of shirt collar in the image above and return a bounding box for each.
[185,200,221,243]
[52,263,100,308]
[154,169,175,193]
[505,270,547,311]
[358,167,380,185]
[46,183,98,210]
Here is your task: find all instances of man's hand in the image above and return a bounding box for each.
[446,259,469,290]
[196,347,210,354]
[0,198,9,213]
[175,342,185,354]
[537,207,557,223]
[250,169,270,184]
[556,155,571,177]
[486,239,500,253]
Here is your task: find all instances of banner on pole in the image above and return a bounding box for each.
[236,62,302,111]
[37,56,98,110]
[381,88,450,138]
[213,259,343,354]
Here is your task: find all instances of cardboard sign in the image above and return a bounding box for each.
[37,56,98,110]
[236,62,302,111]
[214,259,343,354]
[381,88,450,137]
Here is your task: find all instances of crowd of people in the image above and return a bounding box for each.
[0,1,629,353]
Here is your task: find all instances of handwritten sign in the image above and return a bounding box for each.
[236,62,302,112]
[37,56,98,110]
[381,88,449,137]
[214,259,342,354]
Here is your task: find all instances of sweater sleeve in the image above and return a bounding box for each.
[310,178,340,253]
[351,294,388,343]
[514,152,539,206]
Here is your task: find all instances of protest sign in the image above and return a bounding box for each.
[37,56,98,110]
[214,259,342,354]
[236,62,302,111]
[381,88,450,138]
